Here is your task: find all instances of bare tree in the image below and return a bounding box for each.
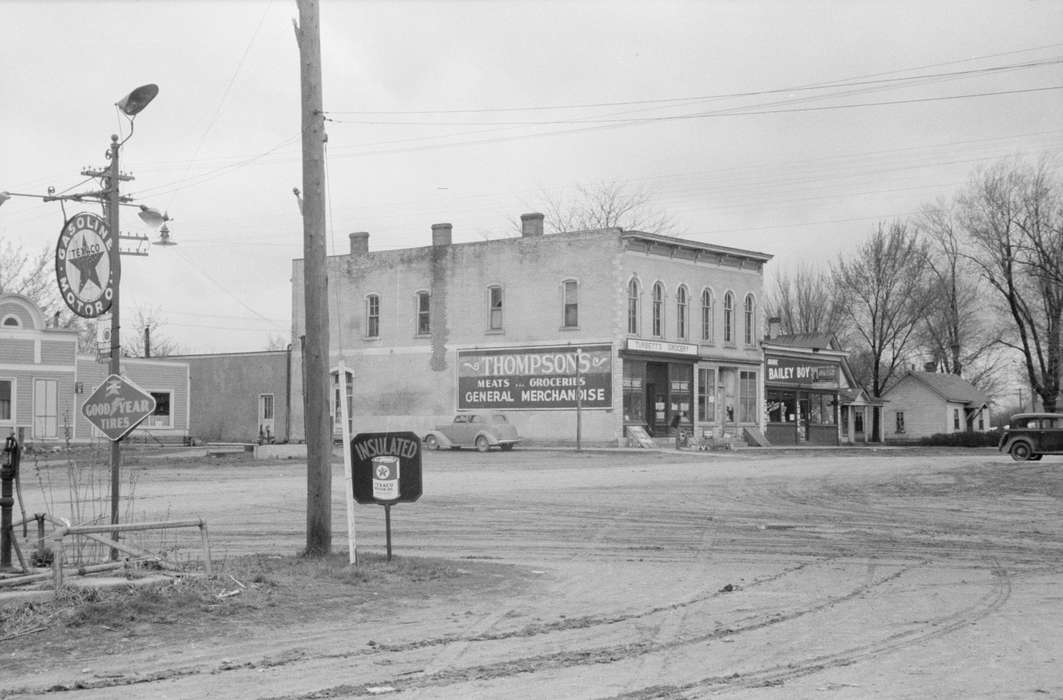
[832,221,933,398]
[0,240,60,312]
[123,308,181,357]
[515,180,680,235]
[958,157,1063,412]
[765,262,846,337]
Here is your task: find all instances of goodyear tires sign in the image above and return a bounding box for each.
[457,344,612,410]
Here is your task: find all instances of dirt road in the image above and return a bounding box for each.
[4,447,1062,698]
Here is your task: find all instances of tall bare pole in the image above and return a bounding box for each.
[295,0,332,555]
[106,135,123,558]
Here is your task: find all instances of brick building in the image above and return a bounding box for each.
[289,215,771,446]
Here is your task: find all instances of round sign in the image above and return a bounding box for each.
[55,212,113,318]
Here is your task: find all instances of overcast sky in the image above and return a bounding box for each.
[2,1,1061,354]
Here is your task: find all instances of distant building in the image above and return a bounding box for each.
[0,293,189,446]
[288,216,772,446]
[880,370,990,440]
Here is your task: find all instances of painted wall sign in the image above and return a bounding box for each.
[55,212,113,318]
[457,344,612,410]
[626,338,699,356]
[765,357,839,384]
[351,431,423,504]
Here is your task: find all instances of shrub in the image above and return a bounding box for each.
[918,430,1003,447]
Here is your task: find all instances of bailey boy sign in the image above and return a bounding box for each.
[81,374,157,441]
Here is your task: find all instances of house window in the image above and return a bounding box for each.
[260,394,275,421]
[365,294,380,338]
[0,379,11,422]
[627,278,639,335]
[977,412,984,430]
[896,411,905,434]
[738,370,758,423]
[488,285,503,331]
[562,280,579,328]
[723,292,735,344]
[416,291,431,335]
[744,293,756,345]
[701,289,714,342]
[953,408,960,431]
[697,368,716,422]
[33,379,58,438]
[146,391,172,429]
[2,316,19,327]
[331,370,354,435]
[652,282,664,337]
[676,286,689,339]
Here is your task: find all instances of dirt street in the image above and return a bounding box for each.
[4,446,1062,699]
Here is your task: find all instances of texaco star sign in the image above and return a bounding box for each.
[55,212,114,318]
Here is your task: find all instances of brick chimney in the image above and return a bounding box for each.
[432,223,452,247]
[520,212,544,237]
[349,232,369,255]
[767,316,782,340]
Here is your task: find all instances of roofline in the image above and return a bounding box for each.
[621,230,773,263]
[902,372,988,406]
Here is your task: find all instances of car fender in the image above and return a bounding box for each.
[475,430,499,446]
[424,430,455,449]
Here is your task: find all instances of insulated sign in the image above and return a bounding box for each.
[81,374,157,441]
[351,431,423,504]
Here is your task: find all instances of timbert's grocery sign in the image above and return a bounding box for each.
[81,374,157,441]
[457,344,612,410]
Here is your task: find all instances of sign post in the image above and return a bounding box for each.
[351,431,422,561]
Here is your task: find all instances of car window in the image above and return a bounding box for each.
[470,415,483,423]
[453,416,467,424]
[491,415,508,424]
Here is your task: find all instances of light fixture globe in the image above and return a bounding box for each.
[153,223,176,246]
[116,84,159,117]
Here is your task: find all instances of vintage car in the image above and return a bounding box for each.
[424,413,520,452]
[998,412,1063,461]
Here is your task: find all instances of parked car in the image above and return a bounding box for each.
[998,412,1063,461]
[424,413,520,452]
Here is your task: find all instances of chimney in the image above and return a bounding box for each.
[349,232,369,255]
[520,212,544,237]
[767,316,782,340]
[432,223,452,247]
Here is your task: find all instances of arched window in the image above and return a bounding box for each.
[365,294,380,338]
[2,316,19,327]
[652,282,665,337]
[700,289,714,342]
[744,293,756,345]
[676,285,689,339]
[723,291,735,344]
[627,278,640,335]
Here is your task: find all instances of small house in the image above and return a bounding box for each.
[881,370,990,440]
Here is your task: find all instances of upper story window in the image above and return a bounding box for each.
[627,278,640,335]
[2,316,19,327]
[743,293,756,345]
[488,285,503,331]
[652,282,664,337]
[562,279,579,328]
[701,289,714,343]
[0,379,11,421]
[365,294,380,338]
[676,285,689,340]
[723,291,735,345]
[416,291,431,335]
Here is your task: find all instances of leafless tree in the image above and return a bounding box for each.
[514,180,680,235]
[765,262,846,337]
[123,308,181,357]
[832,221,933,397]
[957,157,1063,412]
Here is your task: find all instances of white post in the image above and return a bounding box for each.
[337,359,357,564]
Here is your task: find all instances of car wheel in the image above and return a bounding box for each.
[500,443,515,451]
[424,434,440,451]
[475,435,490,452]
[1010,441,1033,461]
[1031,454,1043,461]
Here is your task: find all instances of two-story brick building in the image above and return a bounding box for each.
[288,214,771,446]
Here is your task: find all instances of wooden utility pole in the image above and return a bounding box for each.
[295,0,332,556]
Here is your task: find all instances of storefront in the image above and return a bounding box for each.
[763,339,851,446]
[622,339,696,438]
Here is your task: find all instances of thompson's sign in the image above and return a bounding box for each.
[457,345,612,410]
[55,212,113,318]
[765,357,839,384]
[351,431,423,504]
[81,374,157,441]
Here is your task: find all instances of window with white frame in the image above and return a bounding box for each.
[723,291,735,344]
[0,379,12,422]
[652,282,664,337]
[416,291,431,335]
[146,391,172,429]
[33,379,58,438]
[562,279,579,328]
[701,289,714,342]
[365,294,380,338]
[744,293,756,345]
[676,285,689,339]
[488,285,503,331]
[627,278,639,335]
